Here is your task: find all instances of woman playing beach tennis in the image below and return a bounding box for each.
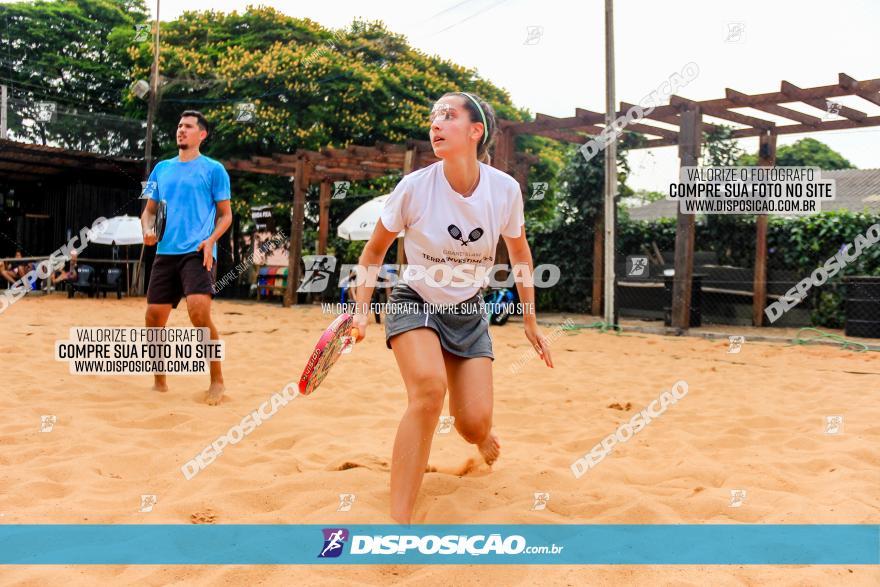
[352,92,554,523]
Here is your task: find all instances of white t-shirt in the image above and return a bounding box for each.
[380,161,525,305]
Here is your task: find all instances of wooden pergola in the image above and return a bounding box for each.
[225,137,538,306]
[502,73,880,328]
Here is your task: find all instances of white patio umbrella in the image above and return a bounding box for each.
[337,194,405,241]
[89,215,144,295]
[89,215,144,246]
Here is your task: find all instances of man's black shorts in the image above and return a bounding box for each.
[147,252,216,308]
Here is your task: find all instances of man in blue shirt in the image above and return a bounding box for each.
[141,110,233,405]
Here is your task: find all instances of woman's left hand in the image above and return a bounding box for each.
[524,321,554,368]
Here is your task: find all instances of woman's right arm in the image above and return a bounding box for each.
[352,220,401,341]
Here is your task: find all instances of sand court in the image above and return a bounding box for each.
[1,295,878,585]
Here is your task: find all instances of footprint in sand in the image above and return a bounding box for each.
[608,402,632,411]
[190,510,217,524]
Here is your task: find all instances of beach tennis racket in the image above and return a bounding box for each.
[154,200,167,243]
[298,312,358,395]
[467,227,484,243]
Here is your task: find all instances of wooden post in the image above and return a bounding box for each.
[284,158,307,307]
[592,215,604,315]
[398,148,418,265]
[671,106,701,330]
[602,0,617,327]
[318,180,330,255]
[752,130,777,326]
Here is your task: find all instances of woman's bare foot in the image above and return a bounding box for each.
[152,375,168,393]
[205,382,225,405]
[477,431,500,465]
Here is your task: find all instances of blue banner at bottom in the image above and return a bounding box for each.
[1,525,877,565]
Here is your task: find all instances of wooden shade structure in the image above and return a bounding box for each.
[505,73,880,328]
[225,138,538,306]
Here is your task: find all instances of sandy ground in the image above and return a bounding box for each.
[1,295,878,586]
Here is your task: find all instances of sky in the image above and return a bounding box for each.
[149,0,880,191]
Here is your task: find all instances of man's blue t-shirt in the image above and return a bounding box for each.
[147,155,231,256]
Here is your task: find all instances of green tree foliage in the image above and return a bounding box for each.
[738,137,854,169]
[0,0,148,152]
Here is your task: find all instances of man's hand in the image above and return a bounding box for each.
[196,238,215,270]
[143,229,158,246]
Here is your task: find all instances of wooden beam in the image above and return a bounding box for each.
[671,95,774,129]
[839,73,880,108]
[671,106,701,330]
[284,158,307,307]
[529,128,591,143]
[781,80,867,122]
[726,87,821,126]
[752,131,776,327]
[507,110,603,134]
[318,180,330,255]
[620,102,724,133]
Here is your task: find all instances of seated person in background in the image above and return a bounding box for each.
[0,259,17,285]
[50,251,78,289]
[11,250,31,279]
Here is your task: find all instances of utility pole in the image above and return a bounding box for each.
[1,85,7,139]
[143,0,161,179]
[603,0,617,327]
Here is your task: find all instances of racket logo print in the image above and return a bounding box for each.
[447,224,484,247]
[318,528,349,558]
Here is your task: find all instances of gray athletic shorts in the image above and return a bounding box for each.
[384,283,494,361]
